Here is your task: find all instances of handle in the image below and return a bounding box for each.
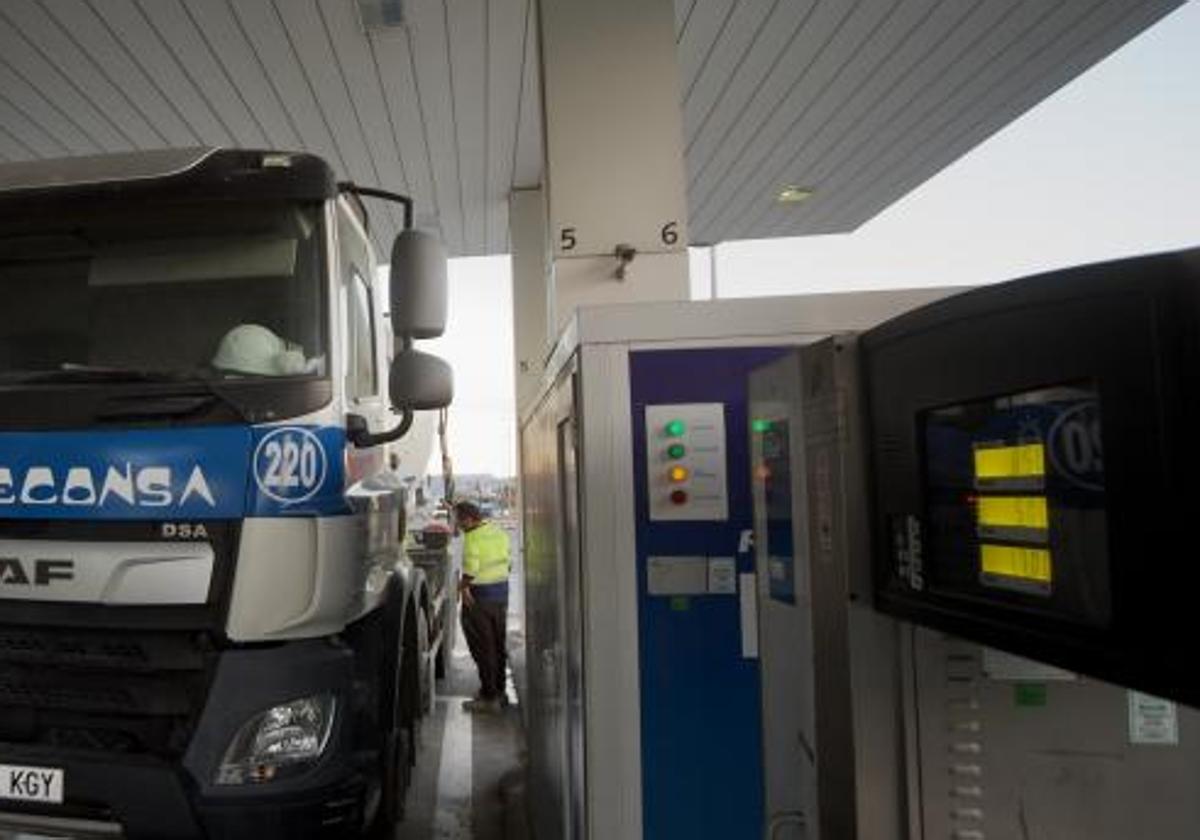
[739,572,759,659]
[767,811,806,840]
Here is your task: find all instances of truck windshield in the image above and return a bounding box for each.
[0,201,326,383]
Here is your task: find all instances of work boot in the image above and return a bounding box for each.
[463,696,501,714]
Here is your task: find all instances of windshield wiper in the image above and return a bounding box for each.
[0,365,251,423]
[0,365,171,384]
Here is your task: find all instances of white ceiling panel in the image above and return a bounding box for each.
[1,0,162,148]
[185,0,304,149]
[447,0,489,255]
[367,31,438,227]
[794,0,1178,238]
[98,1,239,148]
[485,0,529,253]
[0,0,1182,256]
[404,0,467,254]
[0,58,92,155]
[682,0,1182,244]
[510,0,542,192]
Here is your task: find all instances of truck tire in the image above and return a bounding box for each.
[419,604,434,715]
[365,585,412,838]
[400,598,433,769]
[366,725,409,839]
[434,597,449,679]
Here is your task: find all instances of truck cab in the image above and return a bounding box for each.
[0,148,451,839]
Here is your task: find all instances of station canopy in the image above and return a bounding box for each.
[0,0,1181,257]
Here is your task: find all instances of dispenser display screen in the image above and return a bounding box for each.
[921,384,1111,625]
[758,419,795,604]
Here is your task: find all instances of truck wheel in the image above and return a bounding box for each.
[401,601,433,769]
[367,628,409,838]
[366,727,408,839]
[418,605,434,716]
[434,595,453,679]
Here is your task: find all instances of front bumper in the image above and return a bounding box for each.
[0,640,369,840]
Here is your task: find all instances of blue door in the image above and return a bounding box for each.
[630,347,791,840]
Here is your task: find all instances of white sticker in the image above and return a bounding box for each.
[707,557,737,594]
[646,556,708,596]
[982,648,1077,682]
[1128,691,1179,745]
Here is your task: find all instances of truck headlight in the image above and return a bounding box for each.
[216,694,337,785]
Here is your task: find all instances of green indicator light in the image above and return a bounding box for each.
[751,418,774,433]
[667,444,686,459]
[665,420,686,437]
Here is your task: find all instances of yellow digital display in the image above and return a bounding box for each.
[973,443,1046,480]
[981,544,1052,584]
[976,496,1049,530]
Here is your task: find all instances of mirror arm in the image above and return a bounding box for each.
[337,182,414,230]
[347,409,415,449]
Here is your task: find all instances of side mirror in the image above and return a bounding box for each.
[390,230,447,339]
[348,349,452,448]
[389,348,453,411]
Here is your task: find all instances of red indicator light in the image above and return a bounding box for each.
[670,489,688,505]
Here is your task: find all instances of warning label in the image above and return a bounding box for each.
[1128,691,1179,745]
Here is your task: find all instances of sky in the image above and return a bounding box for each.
[426,1,1200,478]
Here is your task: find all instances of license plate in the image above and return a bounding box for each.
[0,764,63,804]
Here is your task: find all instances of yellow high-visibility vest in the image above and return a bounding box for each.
[462,521,510,585]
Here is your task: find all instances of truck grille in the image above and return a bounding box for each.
[0,626,212,758]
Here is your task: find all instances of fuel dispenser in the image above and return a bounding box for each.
[749,339,907,840]
[749,247,1200,839]
[862,246,1200,706]
[517,289,951,840]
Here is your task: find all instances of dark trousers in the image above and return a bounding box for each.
[461,596,508,699]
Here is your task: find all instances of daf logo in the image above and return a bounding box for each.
[0,558,74,586]
[0,465,216,509]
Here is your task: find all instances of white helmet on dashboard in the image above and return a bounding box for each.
[212,324,302,376]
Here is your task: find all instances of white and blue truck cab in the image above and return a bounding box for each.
[0,148,452,839]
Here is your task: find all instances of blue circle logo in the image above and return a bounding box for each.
[253,427,328,504]
[1048,400,1104,492]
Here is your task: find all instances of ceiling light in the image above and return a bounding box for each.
[777,186,814,205]
[357,0,406,31]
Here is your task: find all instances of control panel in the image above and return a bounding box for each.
[645,403,728,521]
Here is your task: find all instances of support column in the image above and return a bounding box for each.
[538,0,692,331]
[510,187,551,415]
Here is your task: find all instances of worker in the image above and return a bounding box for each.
[455,500,511,712]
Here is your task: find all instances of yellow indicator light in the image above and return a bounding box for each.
[976,496,1049,530]
[974,443,1045,480]
[981,544,1052,584]
[668,466,689,483]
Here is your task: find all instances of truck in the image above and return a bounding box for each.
[0,147,453,839]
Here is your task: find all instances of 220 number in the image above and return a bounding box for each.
[261,435,321,490]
